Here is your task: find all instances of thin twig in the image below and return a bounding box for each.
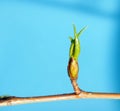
[0,91,120,107]
[71,80,81,94]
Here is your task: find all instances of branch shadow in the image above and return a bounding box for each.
[114,0,120,108]
[18,0,119,20]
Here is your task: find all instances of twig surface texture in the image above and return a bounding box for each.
[1,91,120,107]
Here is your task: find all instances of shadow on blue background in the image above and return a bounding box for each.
[115,0,120,107]
[20,0,119,19]
[0,0,120,111]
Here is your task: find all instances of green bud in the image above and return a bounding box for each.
[69,24,87,61]
[68,25,87,80]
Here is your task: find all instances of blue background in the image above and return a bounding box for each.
[0,0,120,110]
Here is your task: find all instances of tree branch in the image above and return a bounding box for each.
[0,91,120,107]
[1,25,120,107]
